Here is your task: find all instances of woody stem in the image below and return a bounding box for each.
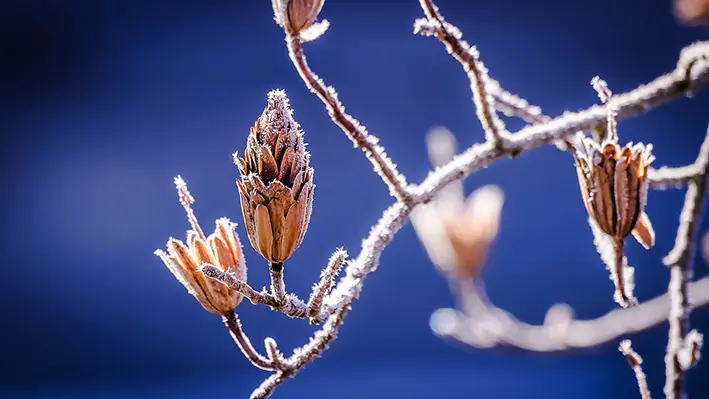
[222,311,274,371]
[269,262,287,305]
[613,237,631,308]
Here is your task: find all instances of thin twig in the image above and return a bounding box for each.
[619,340,652,399]
[202,265,309,319]
[415,0,508,145]
[222,312,274,371]
[430,276,709,351]
[284,35,412,203]
[307,248,347,323]
[663,126,709,399]
[485,78,550,124]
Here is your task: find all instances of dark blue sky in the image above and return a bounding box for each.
[2,0,709,398]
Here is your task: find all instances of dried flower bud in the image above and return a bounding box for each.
[155,176,247,315]
[412,184,504,279]
[573,136,656,248]
[272,0,324,35]
[235,89,314,265]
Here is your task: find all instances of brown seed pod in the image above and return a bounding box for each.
[155,176,247,315]
[235,90,314,265]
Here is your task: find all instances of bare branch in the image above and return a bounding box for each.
[619,340,652,399]
[429,276,709,351]
[201,265,309,319]
[222,312,274,371]
[414,0,508,145]
[485,78,550,125]
[664,126,709,399]
[308,248,347,323]
[284,35,412,203]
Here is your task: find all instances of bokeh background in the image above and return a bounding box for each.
[2,0,709,398]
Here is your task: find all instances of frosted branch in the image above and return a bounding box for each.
[619,340,652,399]
[664,126,709,399]
[222,312,274,371]
[414,0,508,145]
[201,264,309,319]
[283,35,412,203]
[307,248,347,323]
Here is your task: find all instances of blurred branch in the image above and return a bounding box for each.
[663,126,709,399]
[430,276,709,351]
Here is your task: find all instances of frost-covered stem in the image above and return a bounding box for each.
[269,262,287,305]
[416,0,508,146]
[430,275,709,351]
[202,265,309,319]
[612,238,633,308]
[619,340,651,399]
[284,35,411,203]
[308,248,347,322]
[485,78,550,124]
[252,303,351,398]
[222,312,274,371]
[663,126,709,399]
[250,372,284,399]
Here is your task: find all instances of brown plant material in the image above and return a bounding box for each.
[574,138,656,247]
[272,0,325,36]
[235,89,314,264]
[675,0,709,26]
[155,176,247,315]
[411,128,504,279]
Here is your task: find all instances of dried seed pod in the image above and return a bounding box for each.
[155,176,247,315]
[235,89,314,265]
[272,0,325,35]
[573,136,656,248]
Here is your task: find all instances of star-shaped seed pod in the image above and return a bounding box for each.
[155,176,247,315]
[235,89,314,267]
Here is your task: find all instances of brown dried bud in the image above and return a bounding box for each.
[573,136,656,248]
[155,176,247,315]
[272,0,324,35]
[235,89,314,264]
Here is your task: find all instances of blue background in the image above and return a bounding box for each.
[2,0,709,398]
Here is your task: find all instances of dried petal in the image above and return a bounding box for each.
[255,204,275,260]
[632,212,655,249]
